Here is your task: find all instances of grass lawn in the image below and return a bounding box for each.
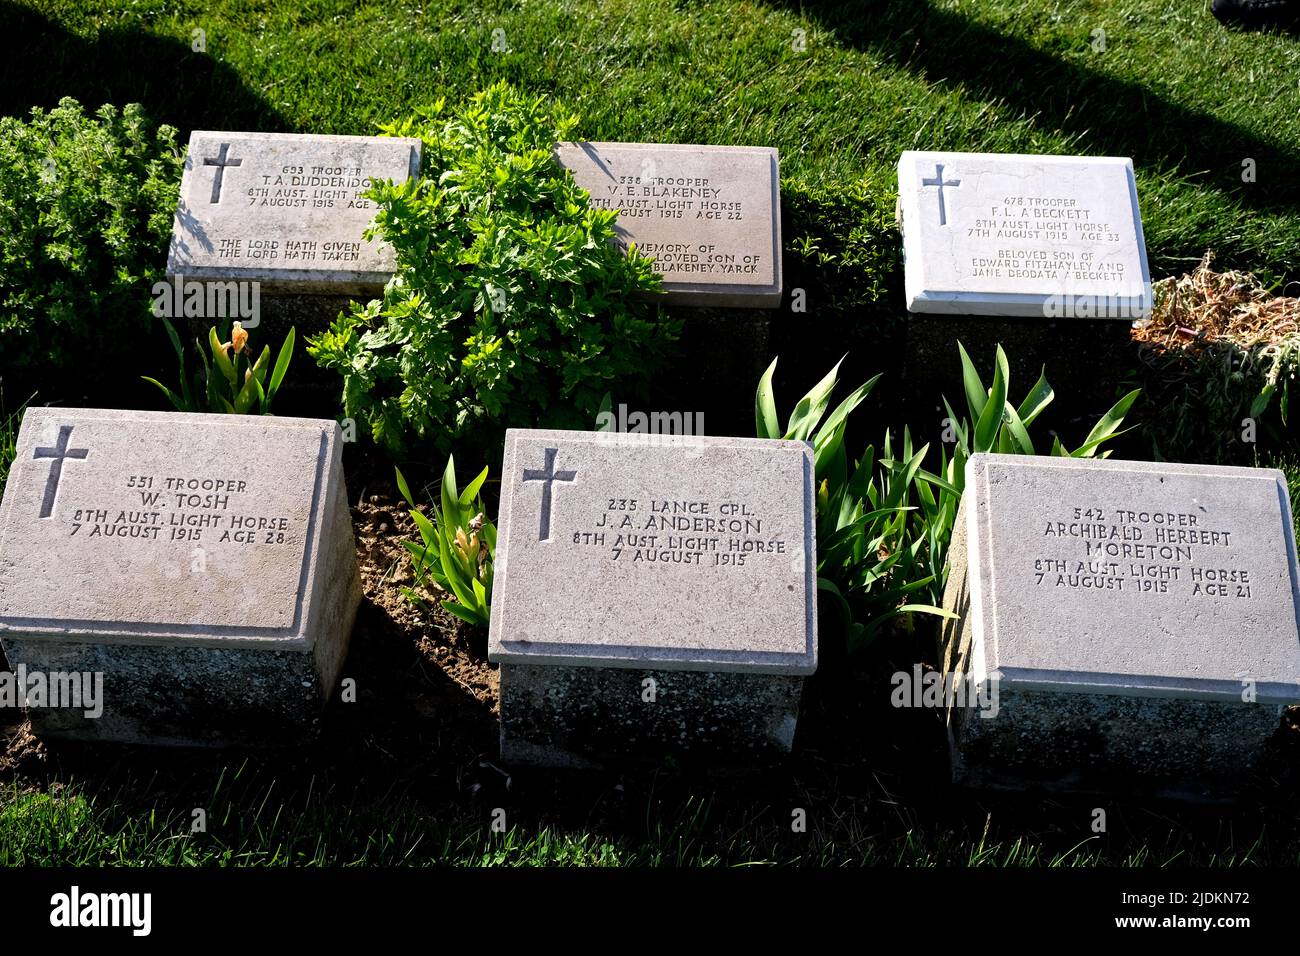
[5,0,1300,289]
[2,0,1300,868]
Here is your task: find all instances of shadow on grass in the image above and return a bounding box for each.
[0,1,288,132]
[4,620,1300,865]
[761,0,1299,218]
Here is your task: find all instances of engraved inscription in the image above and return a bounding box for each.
[588,172,765,281]
[572,497,789,568]
[203,143,242,204]
[963,195,1126,283]
[1030,505,1252,601]
[60,474,298,549]
[32,425,89,519]
[522,448,577,542]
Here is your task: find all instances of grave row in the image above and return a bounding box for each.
[0,130,1294,797]
[166,130,1152,316]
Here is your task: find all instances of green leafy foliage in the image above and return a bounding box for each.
[757,356,952,652]
[756,344,1141,652]
[396,458,496,628]
[914,343,1141,606]
[143,319,295,415]
[0,98,182,382]
[0,392,29,489]
[308,83,679,455]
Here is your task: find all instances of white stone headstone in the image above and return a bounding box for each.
[167,131,422,295]
[898,151,1152,319]
[555,142,782,308]
[488,428,815,765]
[0,407,360,745]
[942,453,1300,794]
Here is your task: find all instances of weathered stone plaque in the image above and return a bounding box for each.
[0,408,360,745]
[898,150,1152,319]
[941,453,1300,795]
[554,142,782,308]
[166,130,422,294]
[488,428,815,766]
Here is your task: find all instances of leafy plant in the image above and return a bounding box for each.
[756,356,950,651]
[0,391,31,488]
[0,98,182,385]
[307,83,678,456]
[143,318,295,415]
[755,343,1141,651]
[396,458,496,628]
[913,343,1141,606]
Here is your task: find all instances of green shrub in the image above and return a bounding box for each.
[308,83,678,455]
[913,343,1140,607]
[396,458,496,628]
[756,357,949,652]
[757,344,1140,653]
[0,98,182,381]
[143,318,295,415]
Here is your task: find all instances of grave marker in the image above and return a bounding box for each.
[898,150,1152,319]
[167,130,422,295]
[941,453,1300,796]
[554,142,783,308]
[488,428,816,766]
[0,408,361,745]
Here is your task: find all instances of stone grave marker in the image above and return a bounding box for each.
[167,130,422,295]
[487,428,816,766]
[0,408,361,745]
[897,150,1152,319]
[554,142,782,307]
[940,453,1300,796]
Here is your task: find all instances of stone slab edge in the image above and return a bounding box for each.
[486,428,817,675]
[898,151,1153,320]
[965,452,1300,704]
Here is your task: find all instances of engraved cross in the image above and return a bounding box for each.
[33,425,89,519]
[522,447,576,542]
[921,163,961,226]
[203,142,242,204]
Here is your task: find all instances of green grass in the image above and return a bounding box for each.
[4,0,1298,293]
[0,394,24,488]
[3,0,1300,868]
[3,770,1296,867]
[1265,450,1300,537]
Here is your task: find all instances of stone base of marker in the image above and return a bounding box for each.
[938,454,1300,799]
[0,409,362,747]
[499,663,803,768]
[8,635,349,747]
[946,683,1285,798]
